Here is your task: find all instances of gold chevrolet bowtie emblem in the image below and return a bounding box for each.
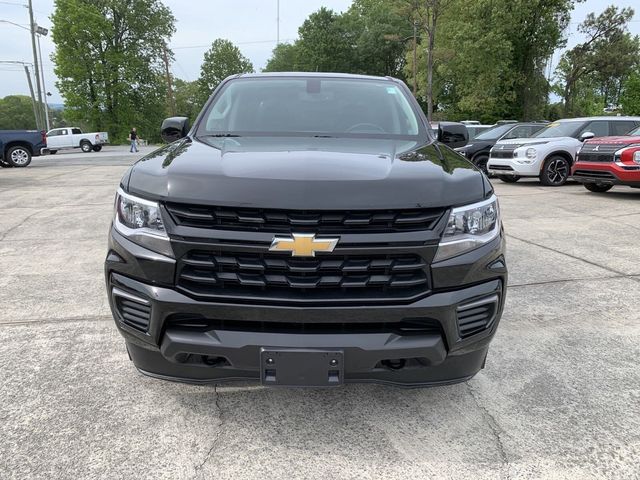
[269,233,339,257]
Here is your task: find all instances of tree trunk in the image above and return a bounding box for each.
[426,12,436,122]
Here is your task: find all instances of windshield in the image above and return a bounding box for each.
[532,121,586,139]
[473,124,513,141]
[196,77,424,139]
[628,126,640,136]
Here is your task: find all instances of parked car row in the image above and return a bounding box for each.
[0,127,109,167]
[450,116,640,189]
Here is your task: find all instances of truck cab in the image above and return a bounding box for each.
[46,127,109,154]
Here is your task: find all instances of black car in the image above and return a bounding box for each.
[0,129,48,167]
[105,73,507,387]
[454,122,546,173]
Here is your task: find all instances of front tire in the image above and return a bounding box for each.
[6,146,32,167]
[49,150,57,155]
[540,156,570,186]
[473,154,490,175]
[584,183,613,193]
[92,145,102,152]
[80,141,92,153]
[498,175,521,183]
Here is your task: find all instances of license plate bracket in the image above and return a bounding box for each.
[260,348,344,387]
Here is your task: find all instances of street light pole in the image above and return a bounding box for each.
[412,21,417,97]
[37,33,50,131]
[27,0,44,130]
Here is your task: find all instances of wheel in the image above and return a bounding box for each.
[6,145,32,167]
[80,141,92,153]
[472,154,489,175]
[498,175,520,183]
[584,183,613,193]
[92,145,102,152]
[540,155,570,186]
[49,150,57,155]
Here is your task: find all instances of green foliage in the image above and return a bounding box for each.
[0,95,37,130]
[173,78,202,124]
[197,39,254,104]
[620,72,640,115]
[434,0,575,122]
[554,6,639,116]
[51,0,175,143]
[263,2,410,78]
[264,43,299,72]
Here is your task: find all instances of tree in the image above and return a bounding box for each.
[198,39,253,104]
[51,0,175,143]
[173,79,202,124]
[620,71,640,115]
[0,95,37,130]
[264,43,299,72]
[555,6,638,116]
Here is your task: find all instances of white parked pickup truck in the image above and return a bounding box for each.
[46,127,109,154]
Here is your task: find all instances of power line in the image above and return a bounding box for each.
[172,38,296,50]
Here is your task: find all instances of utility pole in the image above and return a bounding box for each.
[276,0,280,45]
[412,21,417,97]
[162,45,176,116]
[23,65,40,129]
[37,32,50,131]
[27,0,44,130]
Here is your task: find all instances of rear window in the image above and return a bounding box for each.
[196,77,424,139]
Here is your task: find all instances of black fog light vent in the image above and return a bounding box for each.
[113,288,151,332]
[456,294,499,339]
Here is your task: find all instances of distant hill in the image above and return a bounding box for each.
[48,103,64,110]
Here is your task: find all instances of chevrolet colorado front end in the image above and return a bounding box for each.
[105,73,507,387]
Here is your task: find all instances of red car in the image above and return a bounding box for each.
[572,125,640,192]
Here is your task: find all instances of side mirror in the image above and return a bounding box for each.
[580,131,595,142]
[437,121,469,149]
[161,116,190,143]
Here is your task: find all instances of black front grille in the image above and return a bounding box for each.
[176,250,430,303]
[167,315,442,336]
[165,203,444,233]
[116,295,151,332]
[578,143,627,162]
[457,295,498,338]
[573,170,616,179]
[490,148,516,159]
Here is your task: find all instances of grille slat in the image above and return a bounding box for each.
[456,295,498,339]
[116,297,151,332]
[573,170,616,179]
[165,203,444,233]
[177,251,429,302]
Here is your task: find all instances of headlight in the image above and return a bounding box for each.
[114,187,173,257]
[634,151,640,164]
[434,195,500,262]
[525,148,537,159]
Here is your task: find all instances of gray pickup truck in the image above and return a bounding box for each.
[0,130,48,168]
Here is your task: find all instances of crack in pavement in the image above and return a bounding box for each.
[506,233,631,278]
[0,315,112,328]
[0,210,42,242]
[508,273,640,288]
[193,384,225,478]
[466,382,511,480]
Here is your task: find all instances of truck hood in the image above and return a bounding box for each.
[126,137,487,210]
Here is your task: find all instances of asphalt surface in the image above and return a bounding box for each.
[1,146,639,479]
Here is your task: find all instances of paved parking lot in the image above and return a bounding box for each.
[1,148,639,479]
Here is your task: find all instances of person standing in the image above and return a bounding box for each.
[129,127,139,153]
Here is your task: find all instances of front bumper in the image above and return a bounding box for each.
[487,157,540,177]
[106,227,507,387]
[572,162,640,187]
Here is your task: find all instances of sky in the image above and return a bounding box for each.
[0,0,639,105]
